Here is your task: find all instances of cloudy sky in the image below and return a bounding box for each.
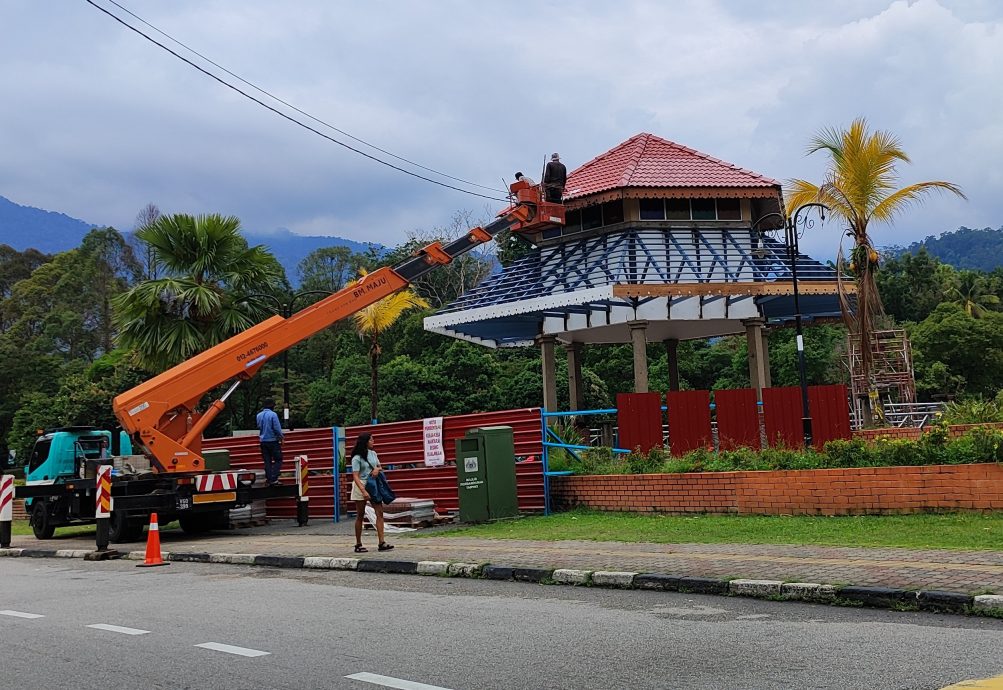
[1,0,1000,259]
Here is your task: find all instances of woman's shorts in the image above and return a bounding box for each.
[350,482,366,502]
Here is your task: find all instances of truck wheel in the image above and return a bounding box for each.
[109,511,145,543]
[31,501,56,540]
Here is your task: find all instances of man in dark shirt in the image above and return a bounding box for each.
[543,152,567,203]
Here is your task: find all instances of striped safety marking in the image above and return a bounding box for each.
[87,623,150,635]
[0,610,44,619]
[297,456,309,500]
[95,465,112,518]
[194,472,239,492]
[195,642,270,657]
[345,672,454,690]
[0,474,14,522]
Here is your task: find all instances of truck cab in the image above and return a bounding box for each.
[24,427,135,540]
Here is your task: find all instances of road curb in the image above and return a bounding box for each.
[3,547,999,618]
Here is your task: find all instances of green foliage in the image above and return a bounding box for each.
[563,426,1003,476]
[7,352,148,459]
[939,398,1003,425]
[114,213,284,370]
[911,303,1003,399]
[896,226,1003,273]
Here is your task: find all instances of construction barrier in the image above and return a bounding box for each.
[203,407,545,520]
[1,474,13,548]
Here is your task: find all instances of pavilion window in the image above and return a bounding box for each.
[716,198,741,220]
[581,204,603,230]
[665,198,690,220]
[639,198,664,220]
[691,198,716,220]
[601,200,624,225]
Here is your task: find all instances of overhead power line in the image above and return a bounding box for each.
[83,0,509,202]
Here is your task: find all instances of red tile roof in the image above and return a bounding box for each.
[563,133,780,201]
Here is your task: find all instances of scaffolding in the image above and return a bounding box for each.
[846,329,917,426]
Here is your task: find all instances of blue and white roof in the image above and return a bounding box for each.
[425,227,843,348]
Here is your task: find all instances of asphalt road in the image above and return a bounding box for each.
[1,559,1001,690]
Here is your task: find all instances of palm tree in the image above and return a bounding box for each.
[352,273,429,422]
[786,118,965,412]
[948,270,1000,318]
[113,213,283,370]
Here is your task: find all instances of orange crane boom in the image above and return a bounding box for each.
[113,181,564,473]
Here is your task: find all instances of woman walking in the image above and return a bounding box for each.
[350,432,393,553]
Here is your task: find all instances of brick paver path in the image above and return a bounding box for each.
[10,521,1003,594]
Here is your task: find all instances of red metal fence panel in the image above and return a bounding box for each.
[762,386,803,449]
[714,388,760,451]
[665,390,713,456]
[808,384,852,448]
[616,392,663,453]
[203,408,545,518]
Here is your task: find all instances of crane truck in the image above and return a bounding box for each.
[14,179,564,543]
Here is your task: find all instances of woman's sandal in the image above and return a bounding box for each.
[378,542,394,552]
[354,544,368,553]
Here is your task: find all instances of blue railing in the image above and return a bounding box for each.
[541,408,630,515]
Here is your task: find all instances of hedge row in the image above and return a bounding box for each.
[550,424,1003,476]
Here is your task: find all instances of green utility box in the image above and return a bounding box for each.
[455,426,519,523]
[202,449,231,472]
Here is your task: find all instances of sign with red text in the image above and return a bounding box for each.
[422,417,445,467]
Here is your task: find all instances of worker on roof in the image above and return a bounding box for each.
[543,152,566,203]
[515,171,536,186]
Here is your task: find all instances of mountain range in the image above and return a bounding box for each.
[887,226,1003,273]
[0,194,377,283]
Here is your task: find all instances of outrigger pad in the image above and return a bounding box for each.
[84,549,122,561]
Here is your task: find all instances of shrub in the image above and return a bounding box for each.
[940,398,1003,425]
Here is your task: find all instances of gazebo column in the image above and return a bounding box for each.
[761,327,772,389]
[628,320,649,393]
[565,342,585,411]
[536,334,559,412]
[744,317,768,399]
[664,338,680,391]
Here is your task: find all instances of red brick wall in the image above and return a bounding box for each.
[12,499,27,520]
[550,464,1003,516]
[853,422,1003,443]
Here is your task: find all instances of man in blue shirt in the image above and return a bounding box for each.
[256,398,284,486]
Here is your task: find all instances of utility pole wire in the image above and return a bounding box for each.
[83,0,509,202]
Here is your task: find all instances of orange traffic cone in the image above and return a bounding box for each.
[136,512,169,568]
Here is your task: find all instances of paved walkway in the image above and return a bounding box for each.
[10,520,1003,594]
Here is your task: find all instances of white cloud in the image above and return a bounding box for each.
[0,0,999,258]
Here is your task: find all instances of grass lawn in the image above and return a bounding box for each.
[426,510,1003,551]
[8,520,180,539]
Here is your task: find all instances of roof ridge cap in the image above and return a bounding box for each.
[619,133,650,187]
[665,140,776,183]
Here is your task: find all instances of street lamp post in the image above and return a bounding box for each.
[752,203,828,448]
[786,203,827,448]
[248,290,334,429]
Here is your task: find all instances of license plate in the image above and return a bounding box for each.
[176,496,191,511]
[193,491,236,505]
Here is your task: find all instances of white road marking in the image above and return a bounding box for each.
[87,623,150,635]
[0,610,44,619]
[345,672,455,690]
[195,642,270,658]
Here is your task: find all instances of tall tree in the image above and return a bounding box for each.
[79,228,143,353]
[297,246,371,293]
[0,245,51,333]
[133,203,162,280]
[786,118,965,414]
[352,275,429,422]
[947,270,1000,318]
[113,213,283,370]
